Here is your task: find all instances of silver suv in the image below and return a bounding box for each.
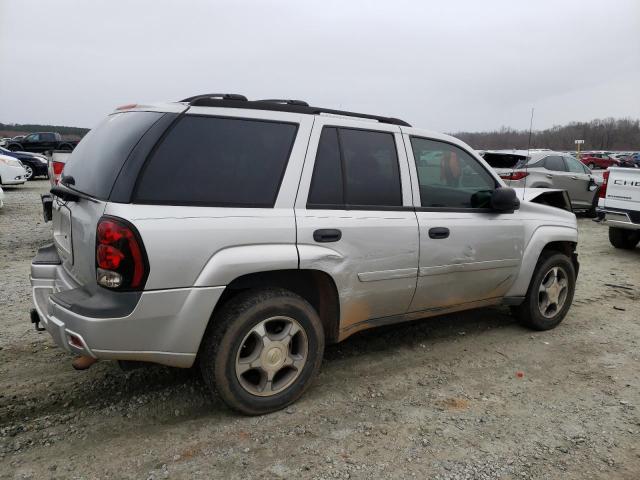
[31,94,579,414]
[483,150,600,213]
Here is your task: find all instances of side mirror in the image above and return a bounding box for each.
[491,187,520,213]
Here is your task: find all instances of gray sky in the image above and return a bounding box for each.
[1,0,639,132]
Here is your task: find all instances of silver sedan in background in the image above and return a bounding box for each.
[482,150,601,214]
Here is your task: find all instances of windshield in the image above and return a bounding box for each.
[62,111,163,199]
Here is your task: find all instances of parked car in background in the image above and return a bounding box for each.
[596,167,640,249]
[11,135,25,142]
[0,185,4,208]
[0,146,49,180]
[6,132,78,154]
[31,95,579,415]
[0,153,27,186]
[579,152,620,169]
[482,150,600,213]
[0,138,11,147]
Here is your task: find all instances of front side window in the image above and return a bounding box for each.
[307,127,402,208]
[544,156,566,171]
[410,137,496,208]
[25,134,39,142]
[564,156,587,173]
[135,116,298,207]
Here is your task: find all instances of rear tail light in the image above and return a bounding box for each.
[499,171,529,181]
[599,170,609,199]
[52,160,65,185]
[96,216,148,290]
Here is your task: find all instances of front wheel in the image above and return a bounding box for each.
[23,164,34,180]
[588,163,596,169]
[609,227,640,249]
[200,288,324,415]
[511,252,576,331]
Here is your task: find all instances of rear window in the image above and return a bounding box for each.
[134,116,297,207]
[482,153,528,169]
[63,112,163,199]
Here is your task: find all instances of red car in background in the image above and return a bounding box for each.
[579,152,620,169]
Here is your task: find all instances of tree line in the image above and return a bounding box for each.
[0,122,89,140]
[453,118,640,151]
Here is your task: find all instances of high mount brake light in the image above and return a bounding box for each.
[96,217,148,290]
[499,171,529,181]
[599,170,609,199]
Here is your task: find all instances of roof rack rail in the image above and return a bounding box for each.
[180,93,247,104]
[256,99,310,106]
[179,95,411,127]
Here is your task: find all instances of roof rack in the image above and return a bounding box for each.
[256,99,310,106]
[179,94,410,127]
[180,93,248,103]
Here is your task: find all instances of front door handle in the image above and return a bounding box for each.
[546,174,553,178]
[570,176,579,180]
[428,227,450,239]
[313,229,342,243]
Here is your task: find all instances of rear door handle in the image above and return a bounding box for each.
[428,227,450,239]
[313,229,342,243]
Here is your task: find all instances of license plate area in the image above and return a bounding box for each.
[52,200,73,265]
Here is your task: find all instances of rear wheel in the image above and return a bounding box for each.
[588,162,596,169]
[511,252,576,331]
[609,227,640,249]
[200,288,324,415]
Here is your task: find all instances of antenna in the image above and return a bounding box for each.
[522,107,535,199]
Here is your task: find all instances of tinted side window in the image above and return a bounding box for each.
[544,156,566,171]
[25,134,39,142]
[135,116,297,207]
[411,138,496,208]
[307,127,402,208]
[339,129,402,207]
[308,128,343,206]
[41,133,56,142]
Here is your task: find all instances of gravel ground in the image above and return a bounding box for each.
[1,180,639,479]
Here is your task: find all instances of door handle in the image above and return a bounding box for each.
[546,174,553,178]
[428,227,450,239]
[313,229,342,243]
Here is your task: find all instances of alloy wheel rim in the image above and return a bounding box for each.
[538,266,569,318]
[235,316,308,397]
[24,165,33,179]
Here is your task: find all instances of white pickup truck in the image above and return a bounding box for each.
[597,167,640,249]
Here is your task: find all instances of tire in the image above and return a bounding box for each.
[588,163,596,169]
[609,227,640,250]
[200,288,325,415]
[585,187,600,218]
[8,144,22,152]
[23,164,34,180]
[511,252,576,331]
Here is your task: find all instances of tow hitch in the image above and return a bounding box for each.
[30,309,46,332]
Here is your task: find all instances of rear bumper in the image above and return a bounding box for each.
[596,208,640,231]
[31,245,225,368]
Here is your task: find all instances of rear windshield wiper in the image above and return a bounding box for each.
[50,184,98,203]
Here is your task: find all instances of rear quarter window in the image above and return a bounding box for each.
[63,112,164,199]
[134,116,298,207]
